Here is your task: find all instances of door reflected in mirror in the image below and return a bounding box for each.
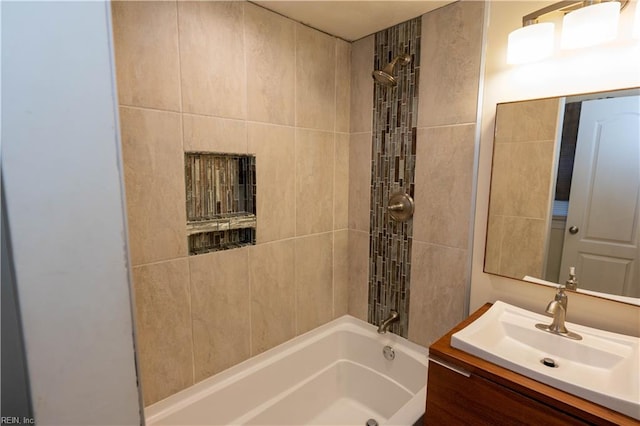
[484,88,640,300]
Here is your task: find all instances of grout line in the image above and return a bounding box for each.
[174,0,195,385]
[332,39,338,319]
[416,122,479,130]
[119,104,182,114]
[246,247,253,357]
[186,258,196,386]
[242,3,249,154]
[293,22,299,337]
[131,231,339,269]
[492,213,550,221]
[494,138,558,145]
[241,4,253,358]
[293,24,299,240]
[119,103,343,135]
[413,239,469,252]
[175,1,184,115]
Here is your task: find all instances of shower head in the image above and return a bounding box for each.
[371,54,411,87]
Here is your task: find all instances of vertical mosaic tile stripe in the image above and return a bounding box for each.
[368,17,420,337]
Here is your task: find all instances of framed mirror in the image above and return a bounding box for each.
[484,88,640,302]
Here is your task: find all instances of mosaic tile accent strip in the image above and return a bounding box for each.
[368,17,421,337]
[185,152,256,254]
[189,228,256,256]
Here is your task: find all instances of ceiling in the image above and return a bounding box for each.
[251,1,453,41]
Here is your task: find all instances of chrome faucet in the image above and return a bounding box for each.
[377,310,399,334]
[535,284,582,340]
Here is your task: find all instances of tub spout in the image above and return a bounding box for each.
[377,310,399,334]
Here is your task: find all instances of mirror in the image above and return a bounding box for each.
[484,88,640,303]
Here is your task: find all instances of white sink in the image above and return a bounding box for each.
[451,301,640,420]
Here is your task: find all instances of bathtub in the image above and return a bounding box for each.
[146,315,428,425]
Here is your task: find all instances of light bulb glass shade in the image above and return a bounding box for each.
[561,1,620,49]
[507,23,555,64]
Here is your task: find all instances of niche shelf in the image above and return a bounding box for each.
[185,152,256,255]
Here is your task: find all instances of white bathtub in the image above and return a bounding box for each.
[146,315,428,426]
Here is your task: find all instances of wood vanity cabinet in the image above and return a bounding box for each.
[424,303,639,426]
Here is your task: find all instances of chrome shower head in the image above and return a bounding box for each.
[371,54,411,87]
[372,69,397,86]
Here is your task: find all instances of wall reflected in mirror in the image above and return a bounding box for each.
[484,88,640,300]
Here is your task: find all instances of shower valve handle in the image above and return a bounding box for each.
[386,193,414,222]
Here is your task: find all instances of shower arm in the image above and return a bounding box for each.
[382,54,411,74]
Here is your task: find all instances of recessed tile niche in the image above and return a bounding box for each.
[185,152,256,255]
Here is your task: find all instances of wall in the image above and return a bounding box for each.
[485,98,561,279]
[111,1,350,405]
[1,1,141,424]
[471,1,640,336]
[348,1,485,347]
[408,1,485,347]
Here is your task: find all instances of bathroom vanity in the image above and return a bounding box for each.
[424,304,639,425]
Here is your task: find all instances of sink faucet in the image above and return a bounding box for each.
[544,299,568,334]
[535,285,582,340]
[378,310,399,334]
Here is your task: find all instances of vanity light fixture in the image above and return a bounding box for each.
[507,20,555,64]
[561,1,621,48]
[507,0,629,65]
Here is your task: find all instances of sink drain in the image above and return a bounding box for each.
[383,345,395,361]
[366,419,379,426]
[541,357,558,368]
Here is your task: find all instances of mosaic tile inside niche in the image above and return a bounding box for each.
[185,152,256,254]
[368,17,420,338]
[185,153,256,221]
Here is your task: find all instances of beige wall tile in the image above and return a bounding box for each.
[249,123,296,243]
[335,40,351,133]
[132,259,192,405]
[111,1,181,111]
[333,230,349,318]
[484,214,504,275]
[245,4,295,126]
[120,107,186,266]
[499,217,547,279]
[350,35,374,133]
[178,1,246,119]
[189,248,251,382]
[183,114,247,153]
[418,1,484,127]
[489,140,556,219]
[349,132,372,232]
[295,24,336,131]
[408,242,468,347]
[334,133,350,230]
[348,230,370,322]
[249,240,296,356]
[413,125,475,248]
[295,129,335,236]
[494,98,560,144]
[295,233,334,334]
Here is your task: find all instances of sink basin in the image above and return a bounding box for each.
[451,301,640,420]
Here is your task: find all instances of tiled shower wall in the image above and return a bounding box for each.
[348,1,485,347]
[112,1,350,405]
[368,19,421,337]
